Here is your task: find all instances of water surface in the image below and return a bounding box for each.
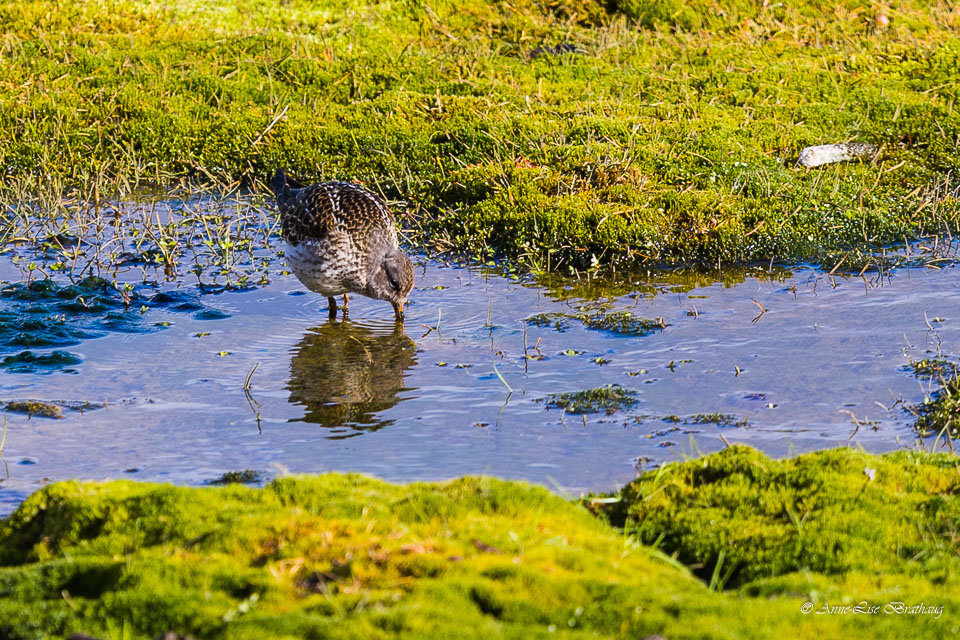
[0,198,956,515]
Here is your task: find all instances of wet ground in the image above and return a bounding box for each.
[0,196,957,515]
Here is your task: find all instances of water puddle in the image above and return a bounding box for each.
[0,196,957,515]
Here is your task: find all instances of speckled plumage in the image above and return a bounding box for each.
[271,169,414,320]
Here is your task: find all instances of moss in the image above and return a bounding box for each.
[1,455,958,638]
[592,445,960,600]
[1,0,959,271]
[541,384,639,414]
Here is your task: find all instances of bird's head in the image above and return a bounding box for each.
[367,248,414,321]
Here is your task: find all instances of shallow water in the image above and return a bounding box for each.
[0,200,958,515]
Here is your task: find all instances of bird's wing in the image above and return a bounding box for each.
[329,182,396,239]
[278,180,395,247]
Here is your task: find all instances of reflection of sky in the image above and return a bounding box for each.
[1,237,959,515]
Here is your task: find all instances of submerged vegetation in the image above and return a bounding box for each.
[0,447,957,639]
[1,0,959,271]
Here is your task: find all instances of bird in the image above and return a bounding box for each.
[271,169,414,320]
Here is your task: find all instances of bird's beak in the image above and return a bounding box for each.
[393,301,404,321]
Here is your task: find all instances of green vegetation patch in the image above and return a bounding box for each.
[1,0,959,272]
[1,461,958,639]
[210,470,263,485]
[913,374,960,439]
[2,400,63,419]
[662,413,748,428]
[908,358,960,381]
[526,310,667,336]
[592,445,960,602]
[541,383,639,414]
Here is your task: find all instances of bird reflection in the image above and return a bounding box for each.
[287,320,417,438]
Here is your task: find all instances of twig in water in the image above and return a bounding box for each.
[244,362,263,433]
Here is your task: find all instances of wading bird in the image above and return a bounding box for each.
[271,169,414,320]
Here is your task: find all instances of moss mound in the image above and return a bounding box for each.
[594,446,960,601]
[0,451,957,638]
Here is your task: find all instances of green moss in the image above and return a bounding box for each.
[1,0,959,270]
[541,384,639,414]
[592,445,960,597]
[1,453,958,638]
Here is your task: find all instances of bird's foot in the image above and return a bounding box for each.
[327,296,338,320]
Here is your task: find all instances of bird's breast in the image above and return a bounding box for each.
[284,240,364,296]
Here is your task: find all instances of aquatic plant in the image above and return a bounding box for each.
[541,383,639,414]
[2,401,63,419]
[0,277,232,372]
[662,413,748,428]
[526,310,667,336]
[908,357,960,381]
[913,375,960,440]
[580,310,667,336]
[210,470,263,485]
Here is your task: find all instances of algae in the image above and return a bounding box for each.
[662,413,748,428]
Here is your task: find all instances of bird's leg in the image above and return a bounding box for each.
[342,293,350,315]
[327,296,337,320]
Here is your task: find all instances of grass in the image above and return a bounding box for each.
[0,0,959,273]
[1,447,958,638]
